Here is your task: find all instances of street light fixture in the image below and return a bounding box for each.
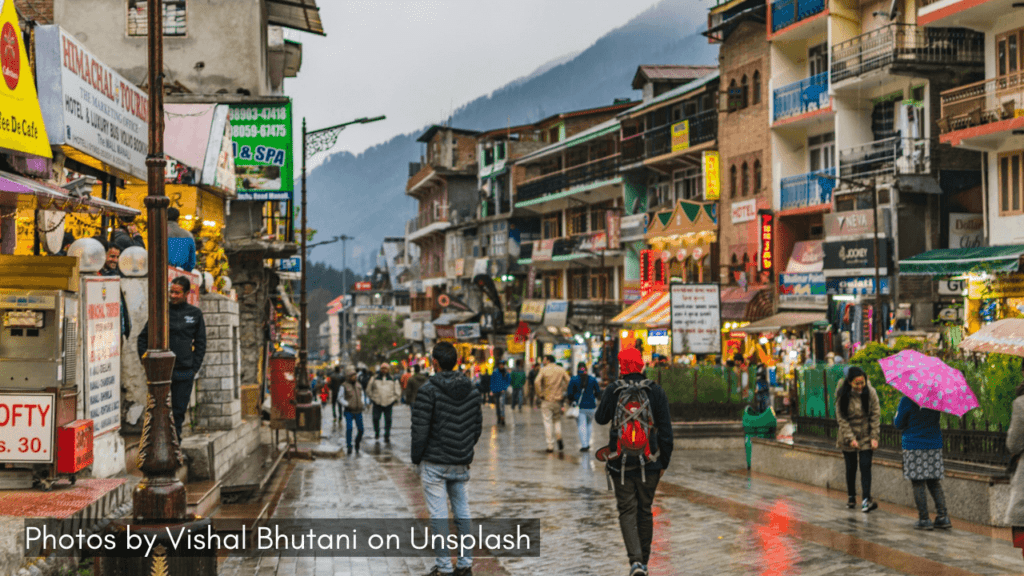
[297,115,384,430]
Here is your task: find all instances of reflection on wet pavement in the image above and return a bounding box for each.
[221,402,1024,576]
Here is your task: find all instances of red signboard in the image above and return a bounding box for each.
[354,281,372,291]
[758,210,774,275]
[56,420,94,474]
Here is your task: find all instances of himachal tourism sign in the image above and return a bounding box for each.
[0,0,51,159]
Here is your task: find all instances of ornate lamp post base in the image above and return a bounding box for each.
[93,517,216,576]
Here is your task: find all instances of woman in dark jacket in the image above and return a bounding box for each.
[894,395,949,530]
[835,365,881,513]
[566,362,603,451]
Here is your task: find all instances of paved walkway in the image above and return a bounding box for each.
[222,400,1024,576]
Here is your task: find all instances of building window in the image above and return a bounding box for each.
[1000,151,1024,214]
[542,272,563,299]
[674,167,703,200]
[728,79,743,112]
[741,162,749,196]
[752,71,761,105]
[542,215,561,239]
[753,160,762,193]
[741,75,749,108]
[730,165,738,198]
[568,208,588,236]
[809,132,835,172]
[998,29,1024,77]
[128,0,187,36]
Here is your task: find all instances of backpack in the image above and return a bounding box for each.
[609,379,660,486]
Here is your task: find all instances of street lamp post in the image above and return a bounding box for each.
[297,116,384,423]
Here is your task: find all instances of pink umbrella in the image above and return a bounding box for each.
[877,350,979,417]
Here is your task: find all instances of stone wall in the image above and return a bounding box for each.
[196,294,242,430]
[227,250,274,389]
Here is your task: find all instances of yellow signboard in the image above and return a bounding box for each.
[968,274,1024,299]
[670,120,690,152]
[0,0,51,158]
[703,150,720,201]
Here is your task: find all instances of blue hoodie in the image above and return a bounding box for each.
[893,396,943,450]
[168,220,196,271]
[567,371,602,409]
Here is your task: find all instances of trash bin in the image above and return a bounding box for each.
[742,405,777,470]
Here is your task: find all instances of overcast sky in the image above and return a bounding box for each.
[284,0,665,169]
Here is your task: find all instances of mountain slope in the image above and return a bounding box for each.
[306,0,717,274]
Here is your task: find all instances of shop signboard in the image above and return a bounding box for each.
[731,199,756,224]
[703,151,720,201]
[229,102,293,200]
[779,272,827,309]
[758,210,774,274]
[786,240,824,272]
[577,231,608,252]
[82,276,121,435]
[277,257,300,273]
[823,238,890,277]
[949,213,983,249]
[968,275,1024,299]
[403,319,423,341]
[670,283,721,355]
[353,281,372,291]
[455,323,481,340]
[435,325,456,341]
[623,279,642,303]
[670,120,689,152]
[824,208,891,239]
[0,392,55,463]
[934,302,964,324]
[422,322,436,340]
[937,278,966,296]
[619,214,648,242]
[606,211,621,248]
[648,329,669,346]
[409,310,432,322]
[519,299,545,323]
[543,300,569,327]
[533,239,554,262]
[328,314,341,357]
[35,25,148,181]
[825,276,890,295]
[0,0,51,159]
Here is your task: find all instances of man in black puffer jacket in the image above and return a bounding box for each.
[411,342,482,576]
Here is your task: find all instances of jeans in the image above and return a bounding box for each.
[510,387,523,411]
[171,377,194,441]
[420,462,473,573]
[492,390,506,421]
[329,386,341,419]
[911,479,947,520]
[613,470,660,566]
[344,411,364,449]
[372,404,393,439]
[843,449,873,500]
[540,400,563,449]
[577,408,596,448]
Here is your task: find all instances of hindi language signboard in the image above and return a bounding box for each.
[670,284,721,355]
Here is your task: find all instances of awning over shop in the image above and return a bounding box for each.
[960,318,1024,356]
[645,200,717,240]
[609,292,670,327]
[164,104,235,196]
[733,311,826,333]
[899,245,1024,276]
[0,171,139,216]
[720,287,771,321]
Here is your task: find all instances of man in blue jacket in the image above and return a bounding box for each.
[167,207,196,271]
[411,342,482,576]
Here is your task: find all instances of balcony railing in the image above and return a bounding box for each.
[839,137,930,179]
[939,71,1024,134]
[621,110,718,164]
[773,72,829,122]
[780,167,835,211]
[517,155,620,203]
[771,0,826,33]
[406,203,449,235]
[831,25,983,84]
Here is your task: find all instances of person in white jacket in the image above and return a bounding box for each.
[368,363,403,443]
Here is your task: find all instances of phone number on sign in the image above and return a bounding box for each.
[232,107,288,122]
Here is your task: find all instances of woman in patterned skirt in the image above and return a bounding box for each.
[894,395,950,530]
[1005,383,1024,560]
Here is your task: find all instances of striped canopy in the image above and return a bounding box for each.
[610,292,670,328]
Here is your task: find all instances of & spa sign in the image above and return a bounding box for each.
[229,102,294,201]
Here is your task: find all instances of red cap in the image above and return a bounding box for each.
[618,347,644,375]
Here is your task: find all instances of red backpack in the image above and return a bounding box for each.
[610,379,660,485]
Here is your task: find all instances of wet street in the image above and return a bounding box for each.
[221,403,1024,576]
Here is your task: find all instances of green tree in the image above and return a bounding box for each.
[355,314,405,365]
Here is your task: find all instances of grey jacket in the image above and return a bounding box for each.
[1005,396,1024,525]
[835,380,881,452]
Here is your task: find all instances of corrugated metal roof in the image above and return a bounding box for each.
[514,118,620,165]
[267,0,325,36]
[632,65,718,89]
[619,72,720,119]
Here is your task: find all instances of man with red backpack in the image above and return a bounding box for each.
[595,348,673,576]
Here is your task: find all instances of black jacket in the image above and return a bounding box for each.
[411,370,482,466]
[595,373,673,475]
[137,301,207,377]
[111,228,145,252]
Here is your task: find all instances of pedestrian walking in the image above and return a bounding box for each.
[835,365,881,513]
[490,362,511,426]
[137,276,206,441]
[400,366,412,404]
[567,361,602,452]
[341,365,365,455]
[535,355,569,452]
[368,363,402,443]
[595,348,672,576]
[406,364,427,408]
[894,395,950,530]
[411,342,482,576]
[526,363,539,408]
[509,360,526,412]
[1005,382,1024,562]
[328,365,343,421]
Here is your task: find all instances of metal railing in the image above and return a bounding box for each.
[773,72,829,121]
[939,70,1024,133]
[406,203,449,235]
[839,137,930,178]
[780,167,835,211]
[831,25,984,83]
[793,415,1011,468]
[621,110,717,164]
[516,155,620,203]
[771,0,826,33]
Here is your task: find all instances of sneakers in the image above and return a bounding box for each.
[861,498,878,513]
[423,568,450,576]
[914,518,934,530]
[557,439,564,451]
[934,515,952,530]
[580,446,590,452]
[629,562,648,576]
[847,497,856,509]
[453,567,473,576]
